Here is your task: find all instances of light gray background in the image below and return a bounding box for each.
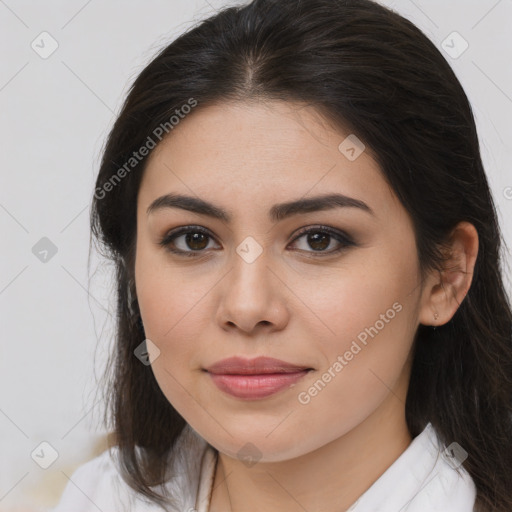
[1,0,511,509]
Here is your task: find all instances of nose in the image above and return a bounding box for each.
[215,245,290,335]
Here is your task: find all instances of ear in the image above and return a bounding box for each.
[418,221,479,327]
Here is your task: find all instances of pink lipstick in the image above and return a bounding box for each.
[204,356,312,400]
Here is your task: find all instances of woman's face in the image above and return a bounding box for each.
[135,99,429,462]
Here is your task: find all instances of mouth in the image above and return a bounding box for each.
[203,356,314,400]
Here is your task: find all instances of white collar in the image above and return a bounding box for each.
[345,423,476,511]
[182,422,476,512]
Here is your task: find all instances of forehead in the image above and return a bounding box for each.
[139,100,400,221]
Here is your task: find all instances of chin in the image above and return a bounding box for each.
[193,421,316,463]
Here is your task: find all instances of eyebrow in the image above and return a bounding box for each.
[146,192,375,222]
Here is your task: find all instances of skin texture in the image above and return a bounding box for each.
[134,99,479,512]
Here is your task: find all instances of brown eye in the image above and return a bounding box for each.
[159,226,219,256]
[305,232,331,251]
[288,225,355,255]
[183,232,209,250]
[159,224,355,258]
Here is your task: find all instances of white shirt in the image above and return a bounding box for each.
[51,422,476,511]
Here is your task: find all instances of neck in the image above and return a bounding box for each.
[208,396,412,512]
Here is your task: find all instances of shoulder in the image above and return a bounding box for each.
[50,445,172,512]
[417,424,477,511]
[348,423,476,512]
[385,423,476,511]
[50,446,137,511]
[50,425,212,512]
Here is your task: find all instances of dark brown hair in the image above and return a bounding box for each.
[89,0,512,510]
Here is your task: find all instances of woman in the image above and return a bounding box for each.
[52,0,512,510]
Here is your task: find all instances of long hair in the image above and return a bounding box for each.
[89,0,512,509]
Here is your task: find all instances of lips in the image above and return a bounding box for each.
[204,356,313,400]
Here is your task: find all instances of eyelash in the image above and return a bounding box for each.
[158,224,355,258]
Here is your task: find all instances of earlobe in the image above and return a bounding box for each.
[418,221,479,327]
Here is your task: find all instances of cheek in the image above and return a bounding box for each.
[289,253,418,411]
[282,294,415,460]
[137,272,210,424]
[138,279,208,371]
[291,250,417,355]
[135,240,214,343]
[134,248,213,400]
[294,289,413,407]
